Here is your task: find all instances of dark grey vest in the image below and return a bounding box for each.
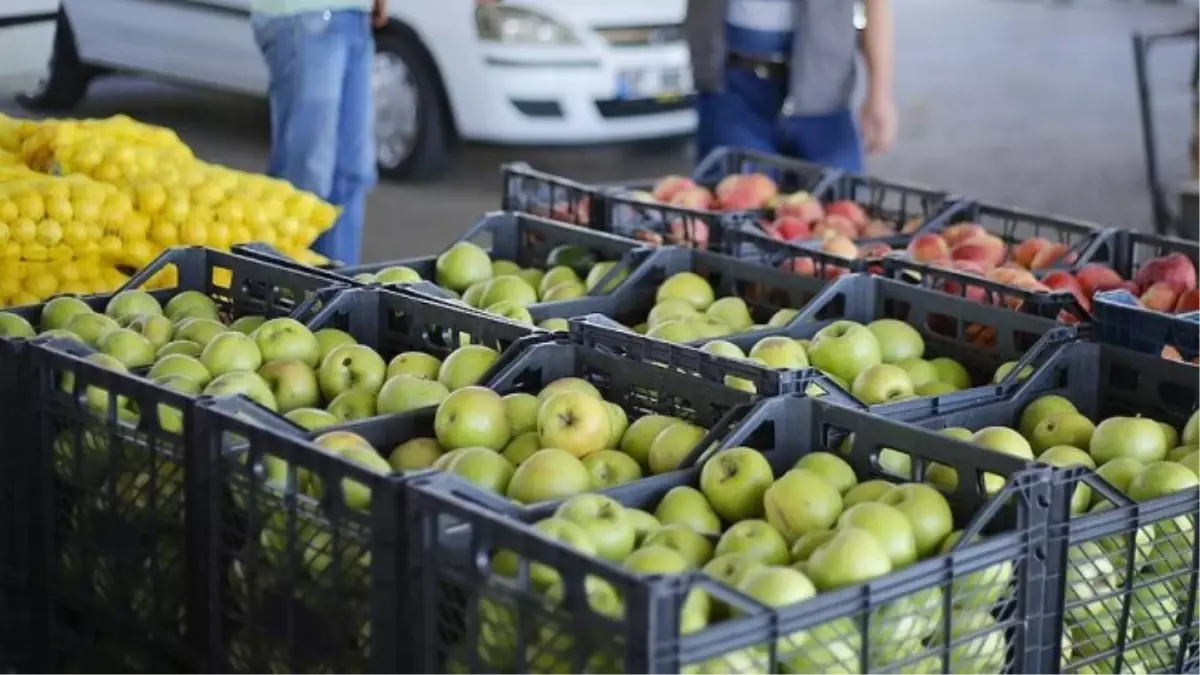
[684,0,858,116]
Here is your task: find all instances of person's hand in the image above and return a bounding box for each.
[859,92,897,155]
[372,0,388,27]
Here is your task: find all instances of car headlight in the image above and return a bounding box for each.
[475,5,580,46]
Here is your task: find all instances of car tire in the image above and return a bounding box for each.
[373,31,455,182]
[15,7,100,112]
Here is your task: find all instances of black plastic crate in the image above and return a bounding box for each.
[403,394,1054,673]
[334,211,647,298]
[1086,229,1200,360]
[569,273,1081,422]
[894,340,1199,673]
[194,396,412,674]
[517,241,865,337]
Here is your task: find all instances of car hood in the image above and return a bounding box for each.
[512,0,686,28]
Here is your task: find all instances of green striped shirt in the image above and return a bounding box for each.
[251,0,372,16]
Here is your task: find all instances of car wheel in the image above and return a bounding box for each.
[15,7,101,112]
[373,32,454,181]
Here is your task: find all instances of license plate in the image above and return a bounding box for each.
[615,67,692,101]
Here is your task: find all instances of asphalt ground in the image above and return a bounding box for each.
[1,0,1197,262]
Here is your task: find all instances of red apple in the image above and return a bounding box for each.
[652,175,696,202]
[1074,264,1126,299]
[1134,252,1198,294]
[824,200,867,227]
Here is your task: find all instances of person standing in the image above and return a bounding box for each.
[685,0,896,173]
[251,0,386,266]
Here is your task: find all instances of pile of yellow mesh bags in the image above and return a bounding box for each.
[0,113,338,308]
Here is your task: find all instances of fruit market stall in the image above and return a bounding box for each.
[0,110,1196,675]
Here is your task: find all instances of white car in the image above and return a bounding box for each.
[10,0,696,180]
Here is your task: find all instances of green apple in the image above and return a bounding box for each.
[1177,449,1199,477]
[501,392,539,435]
[1183,409,1199,447]
[621,414,680,470]
[915,380,957,396]
[714,520,789,565]
[808,320,882,384]
[836,502,917,568]
[460,281,486,307]
[648,521,710,566]
[843,479,895,507]
[145,373,202,434]
[537,390,610,458]
[374,265,421,284]
[445,447,514,494]
[100,328,156,369]
[1038,445,1097,514]
[768,308,798,328]
[1030,412,1095,456]
[555,494,636,562]
[437,344,499,391]
[200,331,263,377]
[781,638,859,674]
[1018,394,1078,438]
[748,336,809,369]
[806,527,892,591]
[851,364,915,404]
[494,517,595,588]
[655,486,721,535]
[386,351,441,381]
[327,387,378,421]
[253,317,321,367]
[537,318,568,332]
[605,402,629,448]
[490,260,521,277]
[256,360,320,412]
[505,447,591,503]
[893,358,939,389]
[537,376,601,403]
[703,553,766,615]
[545,244,596,276]
[626,508,661,547]
[623,545,688,575]
[149,353,212,387]
[789,529,837,565]
[581,449,643,488]
[928,610,1006,673]
[64,312,119,347]
[970,426,1035,495]
[992,360,1033,384]
[435,386,510,450]
[376,373,449,415]
[431,448,467,471]
[318,343,386,399]
[878,483,953,558]
[479,275,537,309]
[125,313,174,350]
[585,261,628,294]
[648,421,707,474]
[164,290,217,322]
[764,469,844,543]
[1128,460,1200,501]
[203,371,278,411]
[285,407,338,430]
[485,300,535,324]
[1090,416,1168,465]
[1155,421,1179,450]
[866,319,925,364]
[435,241,493,292]
[924,426,973,490]
[939,530,1013,611]
[229,315,266,335]
[656,271,715,310]
[500,431,541,465]
[537,266,580,298]
[388,437,441,468]
[314,328,357,363]
[516,267,544,292]
[794,452,857,494]
[646,319,701,344]
[647,298,699,327]
[700,446,774,521]
[735,566,816,653]
[40,296,93,331]
[156,340,202,359]
[1093,457,1144,502]
[705,297,753,331]
[701,340,746,360]
[174,318,227,347]
[105,290,162,323]
[928,357,971,390]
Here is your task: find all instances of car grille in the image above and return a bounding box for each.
[594,24,683,47]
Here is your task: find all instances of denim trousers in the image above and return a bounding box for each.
[695,66,864,173]
[252,9,377,266]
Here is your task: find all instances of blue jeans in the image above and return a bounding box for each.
[252,9,377,266]
[695,67,863,173]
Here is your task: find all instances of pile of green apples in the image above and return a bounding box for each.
[939,398,1199,673]
[452,446,1015,674]
[351,241,628,331]
[321,376,720,505]
[0,288,520,432]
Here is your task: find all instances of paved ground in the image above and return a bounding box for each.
[2,0,1197,262]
